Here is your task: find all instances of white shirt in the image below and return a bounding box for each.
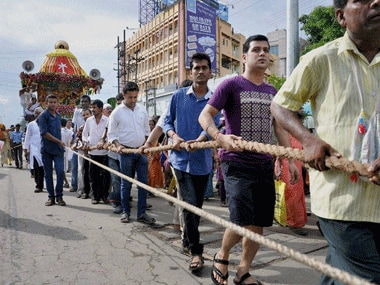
[82,114,108,156]
[107,102,150,147]
[23,120,43,169]
[72,107,85,133]
[61,127,74,160]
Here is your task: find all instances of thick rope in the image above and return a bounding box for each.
[69,146,376,285]
[83,139,375,179]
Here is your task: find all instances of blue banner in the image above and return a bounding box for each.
[186,0,217,73]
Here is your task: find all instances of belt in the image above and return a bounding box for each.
[121,144,140,149]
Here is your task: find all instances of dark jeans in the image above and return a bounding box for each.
[89,155,110,201]
[70,152,78,189]
[173,168,208,256]
[108,156,121,206]
[119,153,148,218]
[318,217,380,284]
[42,152,64,199]
[12,144,22,167]
[33,157,44,190]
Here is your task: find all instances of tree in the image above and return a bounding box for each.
[268,75,286,91]
[299,6,345,55]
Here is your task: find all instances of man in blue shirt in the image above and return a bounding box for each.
[37,94,66,206]
[10,123,24,169]
[163,52,219,274]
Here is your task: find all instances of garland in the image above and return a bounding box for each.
[20,72,103,90]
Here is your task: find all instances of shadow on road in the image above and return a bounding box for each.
[0,209,87,240]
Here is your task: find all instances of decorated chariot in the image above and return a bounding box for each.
[19,40,103,120]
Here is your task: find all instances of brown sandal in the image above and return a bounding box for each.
[189,255,204,273]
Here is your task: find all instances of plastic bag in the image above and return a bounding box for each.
[274,179,287,227]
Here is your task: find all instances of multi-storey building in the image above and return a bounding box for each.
[119,0,246,116]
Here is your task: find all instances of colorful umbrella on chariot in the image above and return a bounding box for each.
[20,40,103,116]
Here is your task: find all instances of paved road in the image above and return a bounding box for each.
[0,165,328,285]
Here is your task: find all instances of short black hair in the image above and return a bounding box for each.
[243,35,270,53]
[91,99,103,109]
[180,79,193,88]
[190,52,211,70]
[116,92,123,100]
[334,0,347,9]
[82,108,92,115]
[123,81,139,94]
[80,94,91,102]
[46,94,58,101]
[61,118,67,127]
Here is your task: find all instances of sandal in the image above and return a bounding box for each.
[233,272,263,285]
[189,255,204,273]
[211,253,229,285]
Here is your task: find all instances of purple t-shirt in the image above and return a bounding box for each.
[208,75,277,164]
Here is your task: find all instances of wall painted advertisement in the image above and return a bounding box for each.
[186,0,217,73]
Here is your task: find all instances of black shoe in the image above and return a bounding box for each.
[102,197,109,204]
[91,199,99,204]
[81,193,89,199]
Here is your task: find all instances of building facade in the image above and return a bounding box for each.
[119,0,246,116]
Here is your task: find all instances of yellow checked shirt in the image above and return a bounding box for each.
[273,32,380,223]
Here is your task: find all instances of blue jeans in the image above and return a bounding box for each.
[119,153,148,218]
[108,156,121,206]
[318,217,380,284]
[173,168,208,256]
[70,152,78,189]
[42,152,64,199]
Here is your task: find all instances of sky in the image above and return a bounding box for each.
[0,0,332,128]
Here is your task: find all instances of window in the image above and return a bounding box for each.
[270,45,279,56]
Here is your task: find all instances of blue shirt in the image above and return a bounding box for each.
[10,130,23,144]
[163,86,219,175]
[37,109,63,156]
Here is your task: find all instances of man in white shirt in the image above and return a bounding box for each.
[23,107,44,192]
[70,95,91,193]
[82,99,110,204]
[108,81,155,224]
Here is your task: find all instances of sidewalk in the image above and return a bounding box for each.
[0,165,327,285]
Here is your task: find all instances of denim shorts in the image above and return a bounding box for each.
[318,217,380,284]
[221,160,275,227]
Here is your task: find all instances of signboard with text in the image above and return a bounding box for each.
[186,0,217,73]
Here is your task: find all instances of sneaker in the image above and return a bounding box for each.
[137,213,156,225]
[91,199,99,204]
[63,183,69,188]
[45,198,55,206]
[113,205,123,214]
[120,212,129,223]
[101,197,109,204]
[56,197,66,206]
[69,187,77,192]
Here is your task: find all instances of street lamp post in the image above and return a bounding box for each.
[145,78,157,115]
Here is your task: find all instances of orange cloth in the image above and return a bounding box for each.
[148,143,164,188]
[275,136,307,228]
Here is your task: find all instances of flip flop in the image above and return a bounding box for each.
[233,272,263,285]
[211,253,229,285]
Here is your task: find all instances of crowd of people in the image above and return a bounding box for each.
[1,1,380,283]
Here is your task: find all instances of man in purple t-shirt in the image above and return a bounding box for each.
[199,34,299,285]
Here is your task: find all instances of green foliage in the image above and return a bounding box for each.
[299,6,345,55]
[107,97,116,109]
[268,75,287,91]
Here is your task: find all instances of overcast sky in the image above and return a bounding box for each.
[0,0,332,127]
